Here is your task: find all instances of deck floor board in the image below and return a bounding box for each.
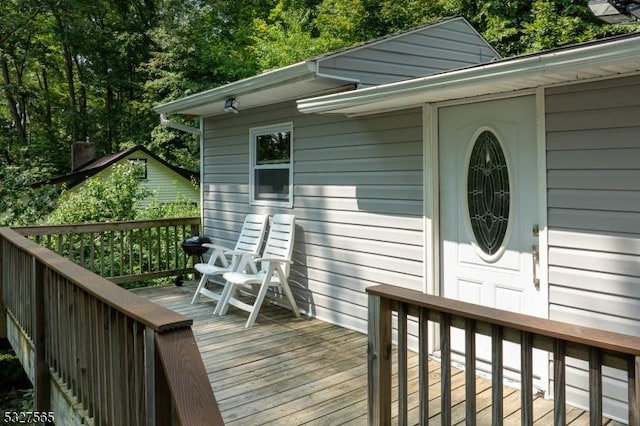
[136,283,600,425]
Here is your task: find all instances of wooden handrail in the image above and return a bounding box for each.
[0,226,224,425]
[1,227,189,331]
[14,217,201,236]
[367,284,640,425]
[13,217,201,285]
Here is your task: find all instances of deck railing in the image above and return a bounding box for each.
[367,284,640,425]
[0,226,223,425]
[13,217,201,284]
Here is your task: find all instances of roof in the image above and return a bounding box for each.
[153,17,498,118]
[297,32,640,116]
[33,145,198,189]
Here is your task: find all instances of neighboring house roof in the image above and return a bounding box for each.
[297,31,640,116]
[154,17,499,117]
[33,145,198,189]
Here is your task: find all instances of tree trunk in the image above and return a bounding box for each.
[0,55,27,145]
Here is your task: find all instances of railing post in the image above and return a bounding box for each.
[33,258,51,410]
[491,325,503,426]
[397,302,408,426]
[419,308,430,426]
[145,326,171,426]
[190,222,201,279]
[0,237,6,339]
[589,348,602,426]
[368,293,392,425]
[440,313,452,426]
[553,340,566,426]
[629,355,639,426]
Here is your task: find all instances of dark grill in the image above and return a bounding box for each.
[175,235,211,286]
[181,235,211,257]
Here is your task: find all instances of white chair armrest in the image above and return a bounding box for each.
[256,257,293,264]
[202,243,233,251]
[224,250,259,257]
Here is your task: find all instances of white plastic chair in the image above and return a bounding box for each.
[191,214,269,305]
[216,214,300,328]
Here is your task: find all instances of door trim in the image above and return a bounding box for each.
[421,90,550,393]
[535,87,550,321]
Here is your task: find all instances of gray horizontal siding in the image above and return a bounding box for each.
[317,18,498,87]
[545,75,640,423]
[202,101,423,332]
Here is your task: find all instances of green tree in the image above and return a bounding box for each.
[47,163,151,224]
[0,159,57,226]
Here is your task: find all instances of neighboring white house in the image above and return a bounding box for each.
[155,17,640,423]
[36,144,199,208]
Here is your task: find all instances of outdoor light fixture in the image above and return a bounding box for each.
[588,0,640,23]
[224,98,239,113]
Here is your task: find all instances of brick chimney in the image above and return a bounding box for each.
[71,138,96,171]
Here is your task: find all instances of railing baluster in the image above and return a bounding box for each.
[147,228,152,273]
[68,233,73,260]
[89,232,95,273]
[589,347,603,426]
[465,318,477,425]
[419,307,429,425]
[99,232,105,276]
[34,259,51,410]
[492,324,504,426]
[398,302,408,426]
[156,226,161,274]
[96,301,107,425]
[521,331,533,426]
[367,293,392,425]
[109,232,115,276]
[440,313,452,426]
[629,355,640,426]
[79,233,85,267]
[127,229,135,275]
[553,339,566,425]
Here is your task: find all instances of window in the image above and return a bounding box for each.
[250,123,293,207]
[466,130,510,258]
[128,158,148,179]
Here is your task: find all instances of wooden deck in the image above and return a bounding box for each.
[136,283,618,425]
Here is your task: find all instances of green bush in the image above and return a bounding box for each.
[48,163,152,224]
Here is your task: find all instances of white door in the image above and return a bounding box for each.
[439,95,547,389]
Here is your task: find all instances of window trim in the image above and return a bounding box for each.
[249,122,294,208]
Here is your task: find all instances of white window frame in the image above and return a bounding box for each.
[249,122,294,208]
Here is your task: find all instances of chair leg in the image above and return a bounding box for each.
[280,280,301,319]
[213,282,233,316]
[191,274,209,304]
[245,281,271,328]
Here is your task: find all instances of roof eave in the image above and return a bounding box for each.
[297,34,640,115]
[153,61,318,116]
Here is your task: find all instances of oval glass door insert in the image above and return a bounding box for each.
[467,130,510,257]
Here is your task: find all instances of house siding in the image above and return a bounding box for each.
[317,18,499,87]
[202,101,423,332]
[66,152,199,208]
[545,75,640,422]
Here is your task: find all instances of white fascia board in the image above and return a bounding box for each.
[297,35,640,115]
[154,61,317,115]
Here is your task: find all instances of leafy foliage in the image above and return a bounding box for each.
[0,159,57,226]
[1,0,638,226]
[47,163,151,224]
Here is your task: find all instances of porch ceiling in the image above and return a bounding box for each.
[297,33,640,116]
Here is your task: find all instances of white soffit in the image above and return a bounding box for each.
[297,33,640,116]
[154,61,357,117]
